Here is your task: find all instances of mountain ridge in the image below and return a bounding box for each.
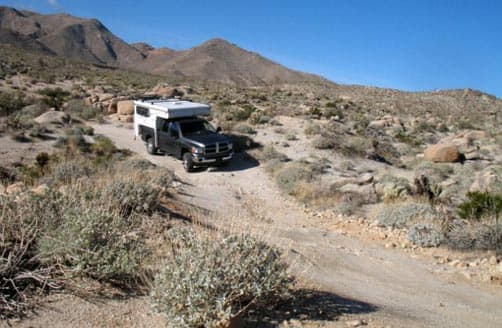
[0,6,328,87]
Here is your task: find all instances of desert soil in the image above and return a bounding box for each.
[9,121,502,328]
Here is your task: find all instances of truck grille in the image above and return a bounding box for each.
[206,142,230,154]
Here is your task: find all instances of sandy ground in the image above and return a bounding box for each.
[7,121,502,328]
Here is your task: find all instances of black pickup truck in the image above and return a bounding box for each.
[139,116,233,172]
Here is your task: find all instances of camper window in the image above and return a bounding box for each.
[136,106,150,117]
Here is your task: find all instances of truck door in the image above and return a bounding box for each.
[157,119,180,156]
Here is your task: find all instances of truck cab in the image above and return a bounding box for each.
[134,99,233,172]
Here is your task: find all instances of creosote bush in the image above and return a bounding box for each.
[151,228,291,327]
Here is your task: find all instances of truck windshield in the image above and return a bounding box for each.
[179,120,216,136]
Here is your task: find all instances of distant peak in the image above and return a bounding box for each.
[201,38,234,47]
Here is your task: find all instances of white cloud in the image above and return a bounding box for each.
[48,0,58,6]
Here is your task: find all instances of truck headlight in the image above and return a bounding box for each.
[191,146,203,154]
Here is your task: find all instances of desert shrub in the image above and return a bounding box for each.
[256,145,288,163]
[0,91,26,116]
[105,180,160,216]
[324,107,344,120]
[304,123,321,136]
[248,111,270,125]
[445,220,502,250]
[80,106,101,120]
[395,131,421,146]
[39,203,149,284]
[80,125,94,136]
[336,192,365,216]
[376,202,435,228]
[275,162,317,194]
[378,174,412,202]
[285,133,297,141]
[91,135,118,160]
[229,134,259,152]
[407,223,443,247]
[151,228,291,327]
[457,191,502,221]
[312,135,335,149]
[49,160,92,185]
[233,124,256,135]
[0,195,61,318]
[37,87,70,111]
[12,103,47,120]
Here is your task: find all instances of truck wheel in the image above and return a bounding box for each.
[146,137,156,154]
[182,152,194,172]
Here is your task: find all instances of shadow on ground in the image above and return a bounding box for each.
[245,289,377,327]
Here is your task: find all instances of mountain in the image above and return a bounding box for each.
[0,6,327,86]
[0,7,145,67]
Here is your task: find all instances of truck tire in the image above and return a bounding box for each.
[146,137,156,155]
[182,152,194,172]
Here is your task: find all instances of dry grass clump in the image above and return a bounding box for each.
[151,227,291,327]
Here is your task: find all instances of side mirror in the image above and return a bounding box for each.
[216,126,222,133]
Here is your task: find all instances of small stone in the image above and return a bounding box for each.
[461,271,472,280]
[346,319,366,327]
[385,242,396,249]
[489,256,498,265]
[449,260,460,267]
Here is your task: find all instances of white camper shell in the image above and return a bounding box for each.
[133,99,210,139]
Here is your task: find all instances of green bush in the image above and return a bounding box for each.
[37,87,70,111]
[457,191,502,221]
[0,91,26,116]
[151,228,291,327]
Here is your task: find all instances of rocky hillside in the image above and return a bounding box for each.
[0,6,326,86]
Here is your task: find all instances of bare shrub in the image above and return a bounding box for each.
[151,228,291,327]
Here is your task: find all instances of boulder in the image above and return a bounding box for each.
[117,100,134,115]
[424,143,460,163]
[97,93,115,102]
[31,184,49,196]
[151,84,184,98]
[118,114,134,123]
[339,184,378,203]
[6,181,25,194]
[107,101,118,114]
[469,168,502,193]
[34,110,71,126]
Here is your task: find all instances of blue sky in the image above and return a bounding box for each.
[3,0,502,97]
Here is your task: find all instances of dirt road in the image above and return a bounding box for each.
[92,123,502,328]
